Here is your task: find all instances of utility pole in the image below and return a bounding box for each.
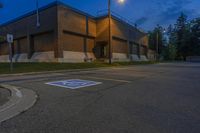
[108,0,112,64]
[156,31,159,61]
[107,0,125,64]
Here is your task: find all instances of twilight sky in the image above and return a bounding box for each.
[0,0,200,31]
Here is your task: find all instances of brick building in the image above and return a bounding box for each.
[0,1,148,62]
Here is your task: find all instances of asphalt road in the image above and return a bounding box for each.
[0,88,10,106]
[0,62,200,133]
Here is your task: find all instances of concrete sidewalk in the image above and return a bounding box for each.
[0,84,37,123]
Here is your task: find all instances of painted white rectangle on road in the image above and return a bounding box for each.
[46,79,102,89]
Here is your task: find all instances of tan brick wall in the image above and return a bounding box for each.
[57,5,97,58]
[88,19,96,37]
[87,38,95,52]
[58,6,86,35]
[13,37,28,54]
[112,39,128,53]
[62,33,84,52]
[34,32,54,52]
[96,17,109,42]
[0,42,8,55]
[0,4,149,62]
[112,19,128,40]
[57,6,97,37]
[0,6,58,59]
[96,16,148,56]
[0,6,57,38]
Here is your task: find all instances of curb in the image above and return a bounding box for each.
[0,84,37,123]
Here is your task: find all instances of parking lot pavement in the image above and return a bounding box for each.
[0,62,200,133]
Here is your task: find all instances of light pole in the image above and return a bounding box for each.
[108,0,125,64]
[156,31,159,61]
[108,0,112,64]
[36,0,40,27]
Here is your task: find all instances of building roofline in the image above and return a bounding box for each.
[58,1,95,19]
[0,1,95,27]
[96,15,147,34]
[0,1,147,34]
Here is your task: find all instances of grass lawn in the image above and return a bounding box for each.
[0,61,157,75]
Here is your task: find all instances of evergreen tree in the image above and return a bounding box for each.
[162,44,177,60]
[190,18,200,56]
[174,13,190,60]
[167,24,176,45]
[148,25,165,54]
[151,13,200,61]
[148,31,156,50]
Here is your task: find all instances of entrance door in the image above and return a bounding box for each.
[100,45,107,58]
[94,42,107,59]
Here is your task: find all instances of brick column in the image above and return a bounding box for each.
[84,16,89,60]
[27,35,34,59]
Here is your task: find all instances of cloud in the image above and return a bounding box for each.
[142,0,199,29]
[157,0,199,24]
[0,3,3,8]
[134,17,148,26]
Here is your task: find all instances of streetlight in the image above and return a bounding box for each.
[108,0,125,64]
[118,0,125,4]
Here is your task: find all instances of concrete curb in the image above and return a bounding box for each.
[0,84,37,123]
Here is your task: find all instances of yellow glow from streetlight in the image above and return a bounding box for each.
[118,0,125,4]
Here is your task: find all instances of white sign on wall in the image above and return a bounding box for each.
[7,34,13,43]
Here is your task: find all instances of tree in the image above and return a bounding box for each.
[148,25,165,54]
[162,44,177,60]
[159,24,178,60]
[174,13,191,60]
[167,24,176,45]
[190,18,200,56]
[152,13,200,61]
[148,31,156,50]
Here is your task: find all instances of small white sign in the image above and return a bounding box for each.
[7,34,13,43]
[46,79,102,89]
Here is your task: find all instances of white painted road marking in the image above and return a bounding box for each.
[13,88,23,98]
[83,76,131,83]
